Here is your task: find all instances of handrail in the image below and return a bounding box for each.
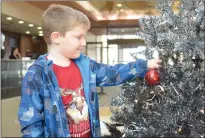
[1,59,36,62]
[1,59,134,99]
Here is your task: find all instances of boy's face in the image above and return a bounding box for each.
[51,25,87,59]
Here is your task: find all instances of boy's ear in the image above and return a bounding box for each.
[50,32,62,45]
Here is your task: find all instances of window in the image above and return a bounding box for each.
[123,46,146,63]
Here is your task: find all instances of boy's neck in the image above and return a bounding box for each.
[47,46,70,67]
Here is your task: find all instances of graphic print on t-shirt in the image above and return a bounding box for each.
[50,59,90,137]
[60,83,90,137]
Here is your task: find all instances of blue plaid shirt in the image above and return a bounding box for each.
[18,54,148,137]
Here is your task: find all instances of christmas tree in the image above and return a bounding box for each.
[106,1,205,137]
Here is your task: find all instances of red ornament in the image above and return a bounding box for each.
[145,69,160,85]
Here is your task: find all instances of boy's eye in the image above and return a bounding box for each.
[76,36,81,39]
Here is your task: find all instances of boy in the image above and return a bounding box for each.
[18,4,161,138]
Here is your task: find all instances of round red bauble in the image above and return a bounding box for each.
[145,69,160,85]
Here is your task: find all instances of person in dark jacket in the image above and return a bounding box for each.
[9,47,21,59]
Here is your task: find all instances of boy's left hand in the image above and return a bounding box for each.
[147,59,162,69]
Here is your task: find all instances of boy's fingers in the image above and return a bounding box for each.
[157,59,162,63]
[155,64,161,69]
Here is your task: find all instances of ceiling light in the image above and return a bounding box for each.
[120,9,124,12]
[6,17,12,20]
[18,21,24,24]
[117,4,122,7]
[28,24,34,27]
[37,27,42,30]
[39,33,43,36]
[25,31,30,34]
[39,31,43,34]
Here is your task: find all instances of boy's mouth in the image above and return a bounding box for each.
[77,48,83,50]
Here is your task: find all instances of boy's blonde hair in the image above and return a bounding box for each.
[42,4,90,44]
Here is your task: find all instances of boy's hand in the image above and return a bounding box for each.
[147,59,162,69]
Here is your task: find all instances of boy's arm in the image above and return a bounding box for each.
[90,59,148,86]
[18,66,44,137]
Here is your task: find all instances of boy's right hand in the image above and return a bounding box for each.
[147,59,162,69]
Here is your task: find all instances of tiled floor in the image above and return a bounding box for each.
[1,86,122,137]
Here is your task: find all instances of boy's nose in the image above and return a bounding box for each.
[81,37,86,47]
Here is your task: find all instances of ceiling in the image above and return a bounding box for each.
[77,1,158,20]
[25,1,179,33]
[2,13,140,36]
[1,1,179,36]
[26,1,160,21]
[1,13,42,36]
[26,1,161,28]
[23,1,160,35]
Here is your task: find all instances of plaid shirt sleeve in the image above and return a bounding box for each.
[18,65,44,137]
[90,59,148,86]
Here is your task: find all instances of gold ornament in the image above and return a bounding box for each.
[177,127,182,133]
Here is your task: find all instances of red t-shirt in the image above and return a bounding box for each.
[52,60,91,138]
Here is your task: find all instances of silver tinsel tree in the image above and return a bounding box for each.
[107,1,205,137]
